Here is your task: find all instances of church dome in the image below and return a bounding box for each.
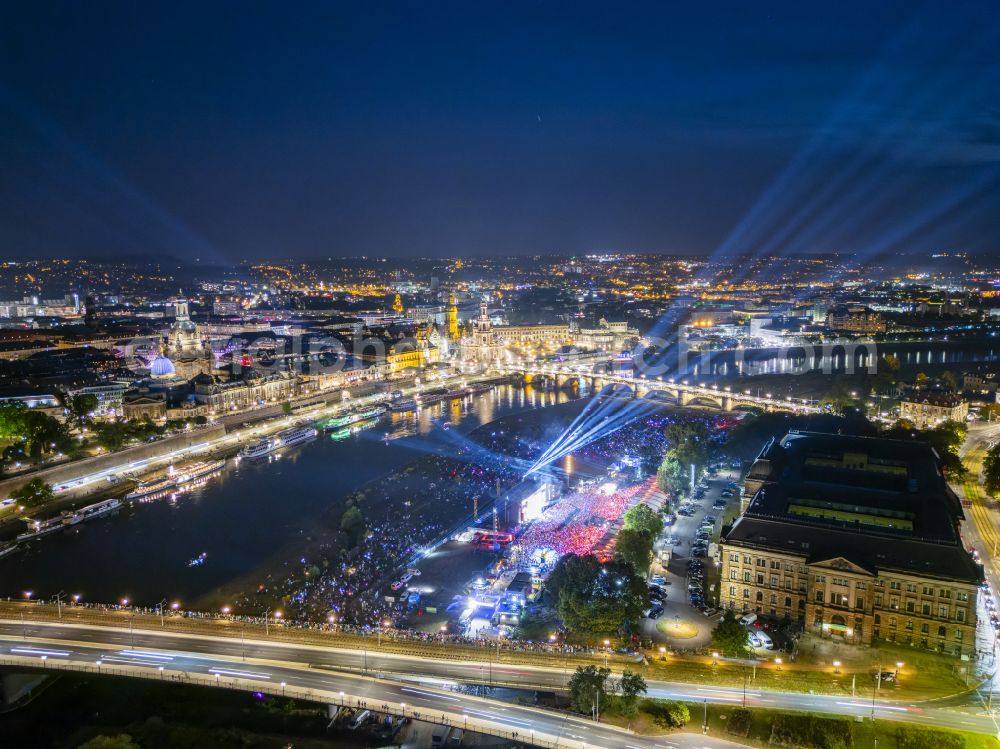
[150,355,176,378]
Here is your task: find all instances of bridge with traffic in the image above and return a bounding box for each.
[0,603,996,747]
[493,361,819,414]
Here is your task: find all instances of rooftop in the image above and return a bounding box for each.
[725,431,980,584]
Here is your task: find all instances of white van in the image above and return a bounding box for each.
[739,613,757,627]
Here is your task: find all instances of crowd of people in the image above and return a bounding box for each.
[224,404,715,634]
[230,412,552,626]
[509,481,650,565]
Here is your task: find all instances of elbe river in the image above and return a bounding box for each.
[0,384,578,607]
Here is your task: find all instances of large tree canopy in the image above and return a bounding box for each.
[614,527,654,575]
[710,610,751,657]
[623,503,663,538]
[548,555,647,637]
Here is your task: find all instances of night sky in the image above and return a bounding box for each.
[1,2,999,262]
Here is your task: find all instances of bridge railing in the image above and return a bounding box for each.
[0,653,599,749]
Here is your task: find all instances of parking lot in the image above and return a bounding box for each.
[639,464,742,649]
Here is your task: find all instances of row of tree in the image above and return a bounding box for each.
[0,402,75,468]
[985,443,1000,496]
[881,418,967,478]
[1,398,212,468]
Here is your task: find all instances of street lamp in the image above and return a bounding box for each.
[603,639,611,668]
[833,660,842,674]
[895,661,904,678]
[712,651,719,665]
[775,657,783,670]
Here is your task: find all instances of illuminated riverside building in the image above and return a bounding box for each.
[461,298,574,364]
[721,432,980,657]
[825,305,886,334]
[192,370,296,412]
[899,391,968,429]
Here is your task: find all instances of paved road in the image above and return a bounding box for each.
[953,423,1000,683]
[0,624,749,749]
[640,469,734,648]
[1,621,997,739]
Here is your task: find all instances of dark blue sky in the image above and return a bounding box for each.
[1,1,998,263]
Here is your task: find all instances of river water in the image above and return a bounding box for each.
[684,338,1000,378]
[0,384,580,606]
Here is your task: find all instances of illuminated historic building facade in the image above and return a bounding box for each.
[721,432,980,657]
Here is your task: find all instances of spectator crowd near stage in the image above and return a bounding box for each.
[229,403,726,639]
